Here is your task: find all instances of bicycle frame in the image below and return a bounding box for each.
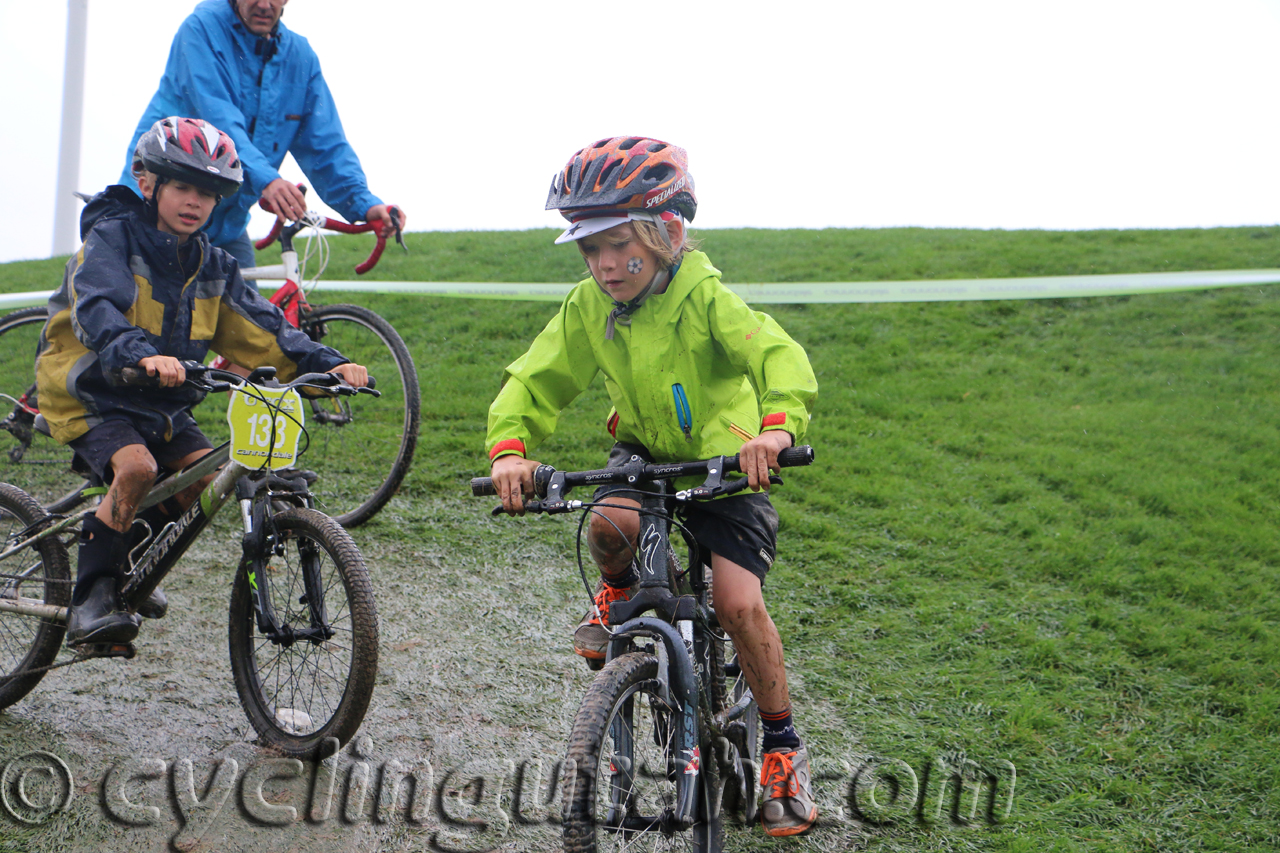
[0,405,334,652]
[0,444,249,619]
[598,482,711,832]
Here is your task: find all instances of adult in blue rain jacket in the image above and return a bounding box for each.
[118,0,406,267]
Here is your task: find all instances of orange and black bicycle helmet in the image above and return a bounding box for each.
[546,136,696,221]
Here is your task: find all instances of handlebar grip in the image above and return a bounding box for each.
[354,230,387,275]
[254,217,283,251]
[114,360,206,388]
[472,477,497,497]
[778,445,815,468]
[115,366,158,387]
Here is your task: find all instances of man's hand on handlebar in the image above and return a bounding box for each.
[261,178,309,223]
[328,362,369,389]
[491,454,540,516]
[738,428,794,492]
[138,355,186,388]
[365,204,407,240]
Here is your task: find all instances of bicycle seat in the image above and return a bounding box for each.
[32,414,51,437]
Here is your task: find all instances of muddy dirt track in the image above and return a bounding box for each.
[0,492,868,853]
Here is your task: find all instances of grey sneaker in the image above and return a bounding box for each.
[572,580,635,662]
[760,744,818,837]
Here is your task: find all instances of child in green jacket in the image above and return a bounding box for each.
[487,137,819,836]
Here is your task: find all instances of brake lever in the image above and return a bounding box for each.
[679,474,782,501]
[390,207,407,252]
[491,499,577,516]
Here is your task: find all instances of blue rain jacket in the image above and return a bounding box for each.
[36,186,348,445]
[118,0,382,248]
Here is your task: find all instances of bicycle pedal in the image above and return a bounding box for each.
[78,642,136,660]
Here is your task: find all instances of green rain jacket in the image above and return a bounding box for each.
[487,251,817,470]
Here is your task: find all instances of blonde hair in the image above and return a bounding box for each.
[627,220,700,270]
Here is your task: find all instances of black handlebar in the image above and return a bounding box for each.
[112,362,378,396]
[470,444,815,498]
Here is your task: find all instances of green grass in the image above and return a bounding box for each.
[2,226,1279,851]
[266,224,1280,284]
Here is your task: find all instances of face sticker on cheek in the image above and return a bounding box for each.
[627,257,644,274]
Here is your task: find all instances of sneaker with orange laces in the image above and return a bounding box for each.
[760,744,818,836]
[572,580,635,661]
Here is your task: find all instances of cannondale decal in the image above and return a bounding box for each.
[640,526,663,575]
[645,177,686,209]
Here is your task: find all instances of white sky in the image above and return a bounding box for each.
[2,0,1280,264]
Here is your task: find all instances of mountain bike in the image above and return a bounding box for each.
[0,196,419,527]
[472,445,814,852]
[0,363,380,758]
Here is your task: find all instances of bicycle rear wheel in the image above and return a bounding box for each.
[0,483,71,709]
[298,304,419,527]
[227,507,378,758]
[564,652,723,853]
[0,308,87,511]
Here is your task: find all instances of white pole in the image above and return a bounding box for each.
[52,0,89,257]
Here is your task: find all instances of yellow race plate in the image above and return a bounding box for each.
[227,386,304,470]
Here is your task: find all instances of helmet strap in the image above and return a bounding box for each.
[602,267,670,340]
[141,174,168,227]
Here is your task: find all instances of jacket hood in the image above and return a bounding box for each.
[78,185,147,240]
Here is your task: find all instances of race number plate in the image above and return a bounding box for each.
[227,387,304,470]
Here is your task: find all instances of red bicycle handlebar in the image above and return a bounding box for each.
[253,189,401,274]
[253,217,283,251]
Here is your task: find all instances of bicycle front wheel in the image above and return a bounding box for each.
[298,304,420,527]
[0,483,71,709]
[227,508,378,758]
[564,652,723,853]
[0,308,87,512]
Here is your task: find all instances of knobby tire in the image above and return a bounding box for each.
[298,304,420,528]
[0,483,70,709]
[563,652,723,853]
[227,508,378,758]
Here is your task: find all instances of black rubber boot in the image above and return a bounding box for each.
[68,516,140,646]
[66,576,139,646]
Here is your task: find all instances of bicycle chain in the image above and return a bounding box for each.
[0,650,98,685]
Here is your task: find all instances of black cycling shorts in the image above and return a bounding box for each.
[591,442,779,585]
[69,416,213,481]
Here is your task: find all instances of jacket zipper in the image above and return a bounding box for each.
[672,384,693,442]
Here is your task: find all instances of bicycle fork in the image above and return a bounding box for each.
[602,497,707,831]
[236,474,332,646]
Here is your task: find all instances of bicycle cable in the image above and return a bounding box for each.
[571,492,704,640]
[296,215,331,296]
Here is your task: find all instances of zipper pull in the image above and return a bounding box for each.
[672,384,693,442]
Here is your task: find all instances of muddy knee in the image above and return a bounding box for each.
[716,594,768,635]
[588,514,637,574]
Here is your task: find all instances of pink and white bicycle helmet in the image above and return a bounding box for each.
[133,116,243,197]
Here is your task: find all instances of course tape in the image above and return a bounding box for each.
[4,269,1279,311]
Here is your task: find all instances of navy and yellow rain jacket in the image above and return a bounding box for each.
[36,186,347,445]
